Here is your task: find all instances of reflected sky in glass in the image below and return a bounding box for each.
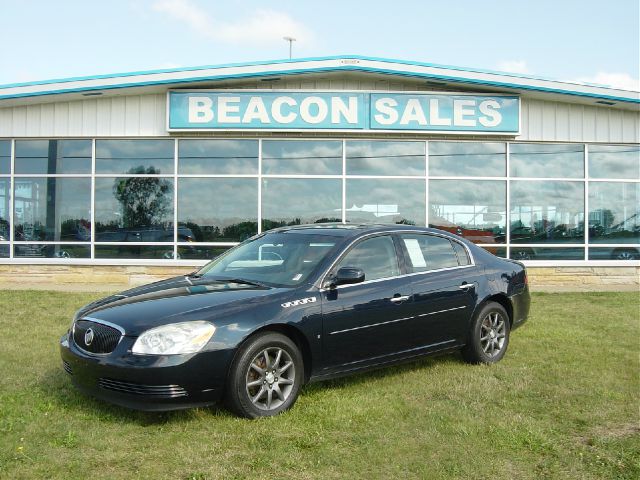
[96,140,174,174]
[15,140,92,174]
[588,145,640,179]
[263,140,342,175]
[179,139,258,174]
[510,180,584,243]
[429,142,505,177]
[589,182,639,244]
[262,178,341,228]
[13,177,91,241]
[346,178,425,225]
[178,178,258,241]
[346,141,425,176]
[510,143,584,178]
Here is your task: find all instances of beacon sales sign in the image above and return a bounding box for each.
[168,91,520,134]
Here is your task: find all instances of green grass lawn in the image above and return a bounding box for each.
[0,291,638,480]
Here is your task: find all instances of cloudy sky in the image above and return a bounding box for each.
[1,0,638,91]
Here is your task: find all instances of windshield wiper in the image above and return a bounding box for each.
[223,278,269,288]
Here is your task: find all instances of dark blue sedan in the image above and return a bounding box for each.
[60,224,530,418]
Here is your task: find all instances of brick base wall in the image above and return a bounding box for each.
[0,265,637,293]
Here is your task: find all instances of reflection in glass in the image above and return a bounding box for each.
[588,144,640,179]
[510,181,584,243]
[95,177,173,241]
[262,140,342,175]
[0,179,9,240]
[430,180,506,244]
[510,247,584,261]
[0,140,10,175]
[179,139,258,174]
[429,142,505,177]
[178,245,229,260]
[510,143,584,178]
[346,141,425,176]
[14,140,91,174]
[589,182,639,244]
[14,244,90,258]
[589,247,639,261]
[13,178,91,241]
[179,178,258,242]
[95,245,177,259]
[262,179,341,230]
[480,246,506,258]
[96,140,174,174]
[346,179,425,225]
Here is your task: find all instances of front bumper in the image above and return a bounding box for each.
[60,333,235,411]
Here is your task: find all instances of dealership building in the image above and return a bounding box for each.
[0,56,638,290]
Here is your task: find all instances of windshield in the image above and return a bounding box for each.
[196,232,340,287]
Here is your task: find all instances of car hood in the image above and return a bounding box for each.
[76,276,291,335]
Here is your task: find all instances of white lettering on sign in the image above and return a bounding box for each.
[188,97,214,123]
[429,99,451,126]
[479,100,502,127]
[218,96,241,123]
[300,96,328,124]
[331,97,358,124]
[243,96,271,123]
[453,99,477,127]
[272,96,297,123]
[400,99,428,125]
[373,97,399,125]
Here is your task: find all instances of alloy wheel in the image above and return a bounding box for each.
[245,347,296,411]
[480,312,507,358]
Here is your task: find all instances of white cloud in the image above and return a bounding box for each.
[573,72,640,92]
[152,0,314,46]
[496,60,529,74]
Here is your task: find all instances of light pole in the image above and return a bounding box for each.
[283,36,296,59]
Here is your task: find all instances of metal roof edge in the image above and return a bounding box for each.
[1,56,638,104]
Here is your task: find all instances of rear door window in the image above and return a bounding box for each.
[400,234,462,272]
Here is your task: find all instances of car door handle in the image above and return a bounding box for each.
[459,282,475,290]
[390,295,410,303]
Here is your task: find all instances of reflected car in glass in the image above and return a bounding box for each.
[60,224,530,418]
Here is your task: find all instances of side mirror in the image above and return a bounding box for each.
[331,267,365,287]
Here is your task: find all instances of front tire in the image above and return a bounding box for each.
[462,302,510,364]
[225,332,303,418]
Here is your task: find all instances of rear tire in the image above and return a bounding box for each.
[225,332,303,419]
[462,302,510,364]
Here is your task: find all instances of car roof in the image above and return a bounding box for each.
[267,223,463,240]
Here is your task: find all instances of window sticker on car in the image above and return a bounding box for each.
[404,238,427,267]
[292,273,303,281]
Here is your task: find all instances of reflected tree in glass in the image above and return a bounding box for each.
[113,167,172,229]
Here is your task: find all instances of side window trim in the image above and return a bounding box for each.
[398,233,474,274]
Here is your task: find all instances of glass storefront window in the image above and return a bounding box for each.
[589,182,639,244]
[510,181,584,243]
[96,140,174,175]
[510,143,584,178]
[15,140,91,174]
[0,140,10,175]
[262,178,341,230]
[589,247,639,261]
[346,141,425,176]
[429,142,505,177]
[178,178,258,242]
[13,178,91,241]
[429,180,506,244]
[178,139,258,175]
[95,177,174,241]
[177,245,229,261]
[346,179,425,225]
[263,140,342,175]
[588,145,640,179]
[0,178,9,240]
[14,244,90,259]
[510,247,585,261]
[94,245,177,259]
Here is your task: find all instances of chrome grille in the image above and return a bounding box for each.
[98,378,188,398]
[72,319,122,354]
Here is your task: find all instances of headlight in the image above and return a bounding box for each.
[132,321,216,355]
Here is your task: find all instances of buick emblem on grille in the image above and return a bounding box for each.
[84,328,95,346]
